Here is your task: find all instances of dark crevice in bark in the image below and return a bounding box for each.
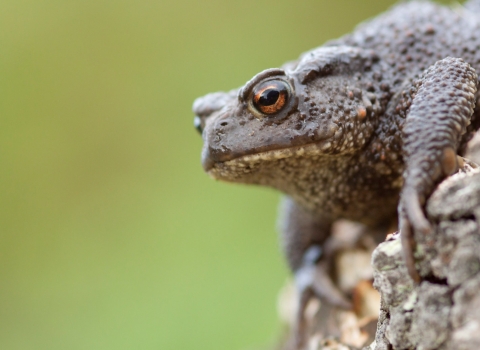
[422,275,448,285]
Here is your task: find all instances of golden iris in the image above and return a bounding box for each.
[252,80,289,115]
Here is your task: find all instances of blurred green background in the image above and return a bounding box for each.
[0,0,455,349]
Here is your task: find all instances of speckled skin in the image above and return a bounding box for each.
[194,1,480,347]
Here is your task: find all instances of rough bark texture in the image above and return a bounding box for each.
[367,168,480,350]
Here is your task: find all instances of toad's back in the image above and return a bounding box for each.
[336,1,480,86]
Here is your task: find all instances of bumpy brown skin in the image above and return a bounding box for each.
[194,1,480,348]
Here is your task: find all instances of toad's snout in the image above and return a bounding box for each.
[192,90,238,133]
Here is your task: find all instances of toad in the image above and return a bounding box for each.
[193,1,480,348]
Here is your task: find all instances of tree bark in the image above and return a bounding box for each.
[368,167,480,350]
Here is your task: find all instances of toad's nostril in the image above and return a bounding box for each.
[220,122,228,126]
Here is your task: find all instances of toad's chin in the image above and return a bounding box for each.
[203,139,336,181]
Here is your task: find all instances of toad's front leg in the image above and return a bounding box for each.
[400,57,477,281]
[280,198,351,349]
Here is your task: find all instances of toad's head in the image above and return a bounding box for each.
[193,46,385,186]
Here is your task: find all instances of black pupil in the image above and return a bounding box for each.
[258,89,279,106]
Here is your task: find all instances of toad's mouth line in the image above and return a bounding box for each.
[206,138,335,174]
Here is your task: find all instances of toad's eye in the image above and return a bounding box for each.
[252,80,290,115]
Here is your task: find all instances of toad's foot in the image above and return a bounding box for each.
[292,246,352,349]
